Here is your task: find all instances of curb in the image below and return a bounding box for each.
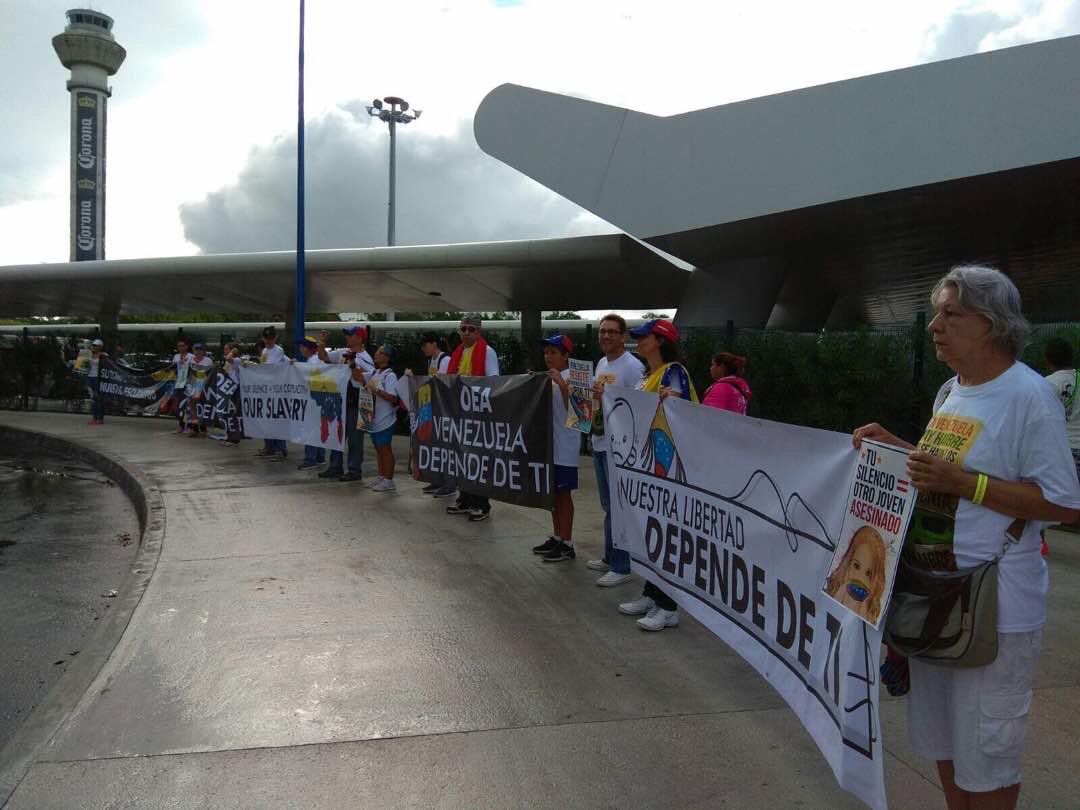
[0,425,166,807]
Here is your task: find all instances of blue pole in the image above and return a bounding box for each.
[294,0,306,344]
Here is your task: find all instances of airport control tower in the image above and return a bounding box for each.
[52,9,125,261]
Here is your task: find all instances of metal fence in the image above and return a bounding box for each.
[3,320,1077,439]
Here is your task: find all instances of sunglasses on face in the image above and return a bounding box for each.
[460,325,478,334]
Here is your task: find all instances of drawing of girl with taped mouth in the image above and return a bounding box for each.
[825,525,887,624]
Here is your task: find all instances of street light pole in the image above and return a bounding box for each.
[366,97,419,322]
[387,113,396,247]
[367,96,420,250]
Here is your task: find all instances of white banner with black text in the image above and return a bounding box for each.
[237,363,351,450]
[604,386,885,809]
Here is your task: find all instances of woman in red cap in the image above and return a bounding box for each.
[618,319,698,631]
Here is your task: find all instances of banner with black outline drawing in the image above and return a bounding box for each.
[407,373,553,508]
[237,363,350,450]
[604,386,886,810]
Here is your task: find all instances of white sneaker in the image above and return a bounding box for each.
[617,596,655,616]
[585,559,609,572]
[637,607,679,631]
[373,479,396,492]
[367,477,385,489]
[596,571,632,588]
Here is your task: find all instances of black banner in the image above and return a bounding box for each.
[412,374,553,508]
[74,91,102,261]
[95,358,176,413]
[195,368,245,436]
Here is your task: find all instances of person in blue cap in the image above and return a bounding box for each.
[317,326,374,481]
[295,336,327,471]
[531,334,581,562]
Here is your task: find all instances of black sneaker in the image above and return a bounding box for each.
[432,486,457,498]
[421,482,439,494]
[467,509,491,522]
[318,469,341,479]
[339,473,362,482]
[446,503,471,515]
[542,542,575,563]
[532,536,560,555]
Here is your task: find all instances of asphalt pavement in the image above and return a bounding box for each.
[0,412,1077,809]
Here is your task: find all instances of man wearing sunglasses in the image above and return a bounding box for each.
[446,313,500,521]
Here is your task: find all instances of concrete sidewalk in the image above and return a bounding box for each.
[1,413,1077,808]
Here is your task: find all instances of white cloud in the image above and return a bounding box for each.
[3,0,1080,267]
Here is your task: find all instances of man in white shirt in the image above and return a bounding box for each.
[318,325,375,482]
[255,326,289,460]
[171,337,194,434]
[445,314,501,520]
[585,314,645,587]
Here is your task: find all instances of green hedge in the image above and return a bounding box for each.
[4,324,1077,439]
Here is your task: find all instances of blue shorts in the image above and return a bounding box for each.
[554,464,578,492]
[370,426,395,448]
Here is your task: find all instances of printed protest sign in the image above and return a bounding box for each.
[823,440,915,629]
[238,362,350,450]
[566,358,594,433]
[605,387,886,810]
[357,387,376,432]
[410,373,553,508]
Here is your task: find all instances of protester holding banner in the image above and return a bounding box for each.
[319,326,374,482]
[447,313,501,521]
[361,344,401,492]
[408,332,452,494]
[529,335,580,561]
[255,326,289,461]
[703,352,751,415]
[171,337,193,433]
[618,318,698,631]
[293,337,328,470]
[218,343,243,445]
[185,343,214,436]
[853,265,1080,809]
[586,314,644,586]
[86,338,107,425]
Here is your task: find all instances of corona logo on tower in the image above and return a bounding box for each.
[77,94,97,108]
[77,178,96,190]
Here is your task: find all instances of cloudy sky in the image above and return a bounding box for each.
[3,0,1079,270]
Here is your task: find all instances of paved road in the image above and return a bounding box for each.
[1,412,1077,808]
[0,439,139,753]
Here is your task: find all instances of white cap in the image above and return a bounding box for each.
[91,339,104,347]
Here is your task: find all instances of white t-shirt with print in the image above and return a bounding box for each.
[551,368,580,468]
[365,368,400,433]
[186,355,215,395]
[326,348,374,387]
[427,352,451,375]
[1045,369,1080,450]
[591,351,645,452]
[926,362,1080,632]
[172,352,193,388]
[260,344,287,364]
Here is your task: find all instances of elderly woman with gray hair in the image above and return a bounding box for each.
[853,265,1080,809]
